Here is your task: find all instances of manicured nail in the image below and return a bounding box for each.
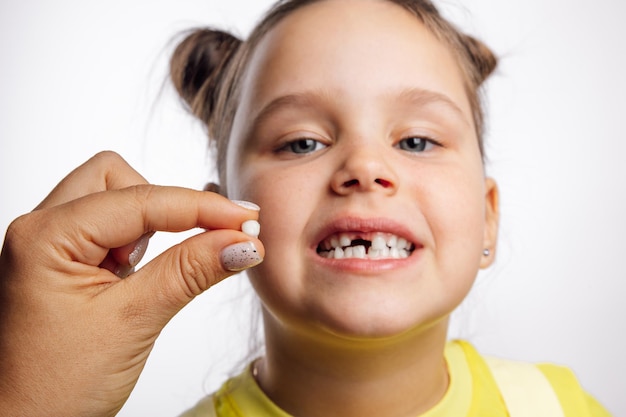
[231,200,260,211]
[114,265,135,279]
[241,220,261,238]
[129,235,150,267]
[221,242,262,272]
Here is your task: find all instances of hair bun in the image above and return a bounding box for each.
[170,29,242,122]
[462,34,498,85]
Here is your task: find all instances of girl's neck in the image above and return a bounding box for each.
[255,314,450,417]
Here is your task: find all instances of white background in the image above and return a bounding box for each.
[1,0,624,415]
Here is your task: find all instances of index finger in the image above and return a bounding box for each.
[45,184,259,266]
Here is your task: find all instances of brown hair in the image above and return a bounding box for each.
[170,0,498,188]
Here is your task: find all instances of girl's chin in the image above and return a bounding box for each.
[309,306,446,343]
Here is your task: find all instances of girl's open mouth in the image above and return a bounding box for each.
[316,232,416,260]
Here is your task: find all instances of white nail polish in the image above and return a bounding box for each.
[129,235,150,267]
[221,242,263,272]
[241,220,261,238]
[232,200,260,211]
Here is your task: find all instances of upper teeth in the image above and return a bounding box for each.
[318,232,414,260]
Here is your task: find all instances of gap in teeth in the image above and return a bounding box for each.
[318,232,414,260]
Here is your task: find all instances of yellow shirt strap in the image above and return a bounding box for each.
[485,357,565,417]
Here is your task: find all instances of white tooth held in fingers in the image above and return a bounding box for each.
[242,220,260,238]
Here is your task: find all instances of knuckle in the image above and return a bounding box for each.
[4,213,37,248]
[90,150,135,181]
[88,151,148,191]
[176,246,222,298]
[1,214,42,283]
[90,150,125,166]
[127,183,157,199]
[5,214,28,238]
[120,184,158,224]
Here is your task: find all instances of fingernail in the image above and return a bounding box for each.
[241,219,261,238]
[129,235,150,267]
[231,200,260,211]
[114,264,135,279]
[221,242,262,272]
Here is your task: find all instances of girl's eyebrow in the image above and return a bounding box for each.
[249,91,326,131]
[249,87,469,130]
[393,87,470,127]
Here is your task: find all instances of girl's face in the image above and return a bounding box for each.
[226,0,498,340]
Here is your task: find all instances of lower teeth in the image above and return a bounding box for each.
[321,245,410,260]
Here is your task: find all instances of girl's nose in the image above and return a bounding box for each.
[330,146,398,196]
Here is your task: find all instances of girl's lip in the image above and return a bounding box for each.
[311,255,420,273]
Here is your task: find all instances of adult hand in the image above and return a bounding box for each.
[0,151,264,417]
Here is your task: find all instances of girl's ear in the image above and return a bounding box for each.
[480,177,499,268]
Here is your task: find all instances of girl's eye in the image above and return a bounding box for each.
[396,137,436,153]
[282,138,327,154]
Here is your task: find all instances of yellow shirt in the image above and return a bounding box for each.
[180,340,611,417]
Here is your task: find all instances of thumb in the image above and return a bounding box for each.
[110,229,264,327]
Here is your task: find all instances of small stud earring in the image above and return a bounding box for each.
[483,249,490,257]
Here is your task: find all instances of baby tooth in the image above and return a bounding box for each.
[387,235,398,248]
[340,235,352,247]
[334,247,345,259]
[330,236,340,249]
[241,220,260,238]
[390,247,400,259]
[344,247,354,258]
[354,245,366,259]
[397,237,408,249]
[372,236,387,251]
